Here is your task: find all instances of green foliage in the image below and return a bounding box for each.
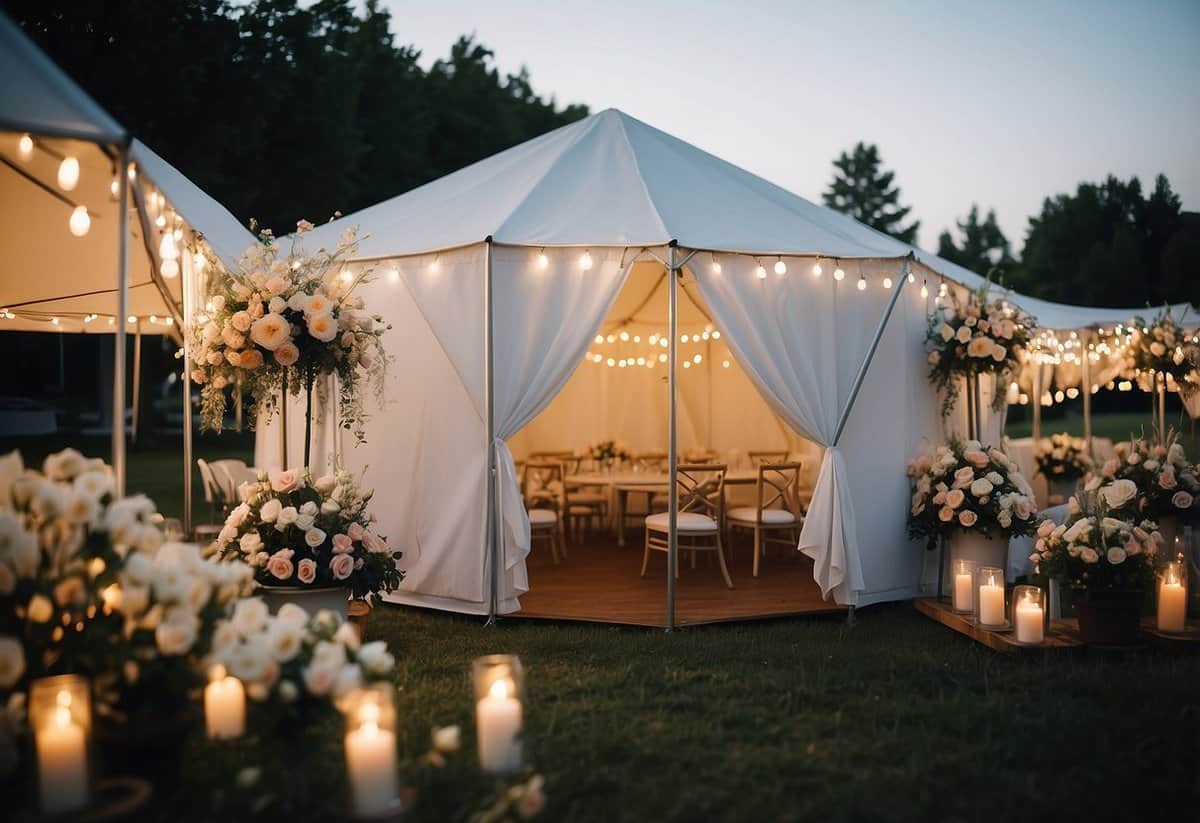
[1,0,589,235]
[822,142,920,243]
[937,204,1015,277]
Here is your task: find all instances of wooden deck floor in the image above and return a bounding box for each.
[516,529,844,627]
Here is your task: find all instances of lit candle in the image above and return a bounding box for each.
[1014,598,1045,644]
[36,691,88,815]
[476,677,523,774]
[953,572,973,612]
[204,665,246,740]
[1158,581,1187,633]
[979,582,1005,627]
[344,701,399,816]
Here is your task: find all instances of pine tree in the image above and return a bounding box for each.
[822,142,920,243]
[937,205,1015,278]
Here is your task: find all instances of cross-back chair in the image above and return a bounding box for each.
[642,463,732,589]
[727,462,804,577]
[522,461,567,564]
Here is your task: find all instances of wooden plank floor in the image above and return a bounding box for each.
[516,529,844,627]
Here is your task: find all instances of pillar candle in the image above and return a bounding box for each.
[204,669,246,740]
[979,583,1005,626]
[1014,600,1045,644]
[953,573,973,612]
[1158,581,1187,633]
[36,704,88,815]
[345,706,399,817]
[476,678,523,773]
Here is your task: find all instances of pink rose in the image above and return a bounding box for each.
[938,507,955,522]
[958,510,978,527]
[331,533,354,554]
[269,469,300,493]
[329,554,354,580]
[932,490,947,505]
[1172,491,1194,510]
[347,522,365,541]
[964,449,989,468]
[296,558,317,584]
[266,549,295,580]
[1014,499,1034,519]
[1159,471,1177,490]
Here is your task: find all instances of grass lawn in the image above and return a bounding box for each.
[1006,409,1200,454]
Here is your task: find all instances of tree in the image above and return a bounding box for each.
[1008,174,1195,307]
[937,205,1015,278]
[822,142,920,243]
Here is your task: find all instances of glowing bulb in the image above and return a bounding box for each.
[580,251,593,270]
[536,251,549,270]
[51,316,60,325]
[109,178,119,199]
[882,276,893,289]
[159,232,178,260]
[57,156,80,191]
[636,357,645,366]
[774,258,787,276]
[17,133,33,158]
[683,360,691,369]
[834,267,845,281]
[939,283,948,298]
[126,164,136,182]
[127,315,136,324]
[907,272,915,284]
[722,360,730,368]
[857,277,866,291]
[161,258,179,279]
[606,334,616,343]
[619,331,629,342]
[658,353,667,363]
[681,334,689,343]
[920,281,928,298]
[755,264,767,280]
[155,214,166,229]
[711,259,722,275]
[618,359,627,368]
[68,206,90,237]
[712,331,720,340]
[701,331,710,340]
[649,334,658,344]
[594,335,604,345]
[633,335,640,343]
[692,353,702,364]
[811,261,823,277]
[606,358,615,367]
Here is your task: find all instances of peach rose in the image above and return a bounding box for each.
[250,313,290,350]
[225,350,242,367]
[296,558,317,584]
[958,510,978,527]
[347,522,364,541]
[945,489,966,509]
[231,311,252,332]
[266,549,294,580]
[239,349,264,369]
[331,533,354,554]
[329,553,354,580]
[269,469,300,493]
[274,342,299,367]
[265,276,286,295]
[938,507,955,522]
[964,449,989,468]
[306,312,338,343]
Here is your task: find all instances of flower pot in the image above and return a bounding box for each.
[1074,589,1143,646]
[947,530,1008,583]
[258,584,349,621]
[1047,477,1078,505]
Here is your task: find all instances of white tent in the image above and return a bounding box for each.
[260,108,1185,622]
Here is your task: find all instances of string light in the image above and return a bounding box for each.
[159,232,178,261]
[57,156,80,191]
[619,330,629,341]
[811,259,823,277]
[127,315,136,324]
[606,334,616,343]
[856,275,867,291]
[594,335,604,344]
[17,133,33,159]
[711,331,720,340]
[939,282,948,298]
[833,266,845,282]
[536,248,549,270]
[710,254,721,275]
[907,272,915,284]
[127,164,136,182]
[155,213,167,229]
[920,280,928,298]
[68,206,90,237]
[109,178,119,200]
[658,353,667,363]
[51,317,60,326]
[882,276,893,289]
[692,354,702,364]
[722,360,730,368]
[428,256,440,273]
[194,252,208,274]
[580,250,593,271]
[774,256,787,276]
[755,261,767,280]
[161,259,179,279]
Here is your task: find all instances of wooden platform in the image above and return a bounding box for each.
[517,531,843,627]
[916,597,1200,652]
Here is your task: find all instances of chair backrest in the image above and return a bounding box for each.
[529,450,573,461]
[196,458,217,504]
[683,448,719,464]
[209,459,248,504]
[756,462,802,517]
[522,461,565,509]
[749,450,790,467]
[675,463,726,519]
[632,451,667,472]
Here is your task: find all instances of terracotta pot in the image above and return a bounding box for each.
[1075,589,1142,646]
[258,584,349,620]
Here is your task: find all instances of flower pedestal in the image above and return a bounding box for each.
[258,584,349,621]
[1075,589,1143,646]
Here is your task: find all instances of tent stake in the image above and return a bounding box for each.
[113,143,130,497]
[484,238,498,626]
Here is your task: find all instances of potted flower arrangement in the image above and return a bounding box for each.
[1030,493,1161,644]
[1034,433,1092,503]
[189,221,390,466]
[925,282,1035,420]
[214,468,403,618]
[1089,432,1199,550]
[587,440,629,470]
[908,439,1040,576]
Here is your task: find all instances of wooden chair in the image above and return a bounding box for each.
[642,464,732,589]
[748,450,789,466]
[727,462,803,577]
[522,461,567,564]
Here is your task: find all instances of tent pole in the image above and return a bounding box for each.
[113,143,131,498]
[1081,332,1093,457]
[832,255,911,446]
[182,319,194,538]
[1031,359,1042,442]
[131,320,142,444]
[484,238,498,626]
[667,242,678,630]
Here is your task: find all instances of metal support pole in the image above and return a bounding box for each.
[832,255,911,446]
[131,321,142,443]
[113,144,130,498]
[1157,371,1167,439]
[1031,360,1042,443]
[280,370,288,468]
[970,373,982,441]
[484,238,498,625]
[667,244,680,629]
[182,321,194,536]
[1081,333,1093,457]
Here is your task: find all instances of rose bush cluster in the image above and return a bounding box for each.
[215,467,403,602]
[189,220,389,445]
[907,438,1040,547]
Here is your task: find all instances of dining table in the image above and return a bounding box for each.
[566,469,761,546]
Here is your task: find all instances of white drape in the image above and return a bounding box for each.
[689,253,909,601]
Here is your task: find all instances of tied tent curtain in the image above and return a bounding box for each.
[689,252,905,602]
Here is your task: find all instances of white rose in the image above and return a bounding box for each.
[302,659,339,697]
[239,532,263,555]
[431,725,460,754]
[304,527,326,548]
[259,498,282,523]
[321,500,341,515]
[334,621,361,652]
[332,664,363,699]
[314,475,337,494]
[0,636,25,689]
[969,478,994,497]
[231,597,270,637]
[155,609,199,655]
[357,641,395,677]
[300,501,319,516]
[1100,479,1138,510]
[276,602,309,627]
[277,506,298,528]
[295,513,315,532]
[265,619,305,662]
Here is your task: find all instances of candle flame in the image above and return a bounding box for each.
[208,664,227,683]
[489,678,512,700]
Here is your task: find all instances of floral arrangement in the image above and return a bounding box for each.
[1090,432,1199,520]
[587,440,629,464]
[0,449,253,729]
[907,438,1040,548]
[214,467,403,601]
[1035,433,1092,482]
[188,220,390,445]
[1029,494,1161,593]
[1124,308,1199,396]
[206,600,394,709]
[925,282,1035,414]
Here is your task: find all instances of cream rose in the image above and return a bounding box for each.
[1172,490,1194,510]
[945,489,965,509]
[249,313,290,351]
[304,527,326,548]
[260,498,282,523]
[955,326,971,343]
[957,510,978,527]
[966,336,994,358]
[1099,479,1137,510]
[306,312,338,343]
[305,293,332,316]
[329,553,354,580]
[239,349,264,369]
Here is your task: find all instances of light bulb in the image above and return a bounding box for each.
[659,337,668,348]
[774,258,787,276]
[882,277,893,289]
[692,353,702,364]
[633,335,640,343]
[68,206,90,237]
[722,360,730,368]
[683,361,691,369]
[857,277,866,291]
[681,334,689,343]
[606,358,615,367]
[636,357,645,366]
[833,267,845,281]
[194,252,207,273]
[581,251,593,270]
[161,258,179,279]
[755,264,767,280]
[619,331,629,342]
[658,353,667,363]
[907,272,915,284]
[57,156,80,191]
[17,133,33,159]
[127,315,136,324]
[594,335,604,345]
[536,251,549,270]
[939,283,948,297]
[606,334,616,343]
[127,164,136,182]
[711,259,722,275]
[712,331,721,340]
[920,281,929,298]
[649,334,658,345]
[51,316,60,325]
[159,232,178,260]
[155,214,166,229]
[109,178,119,200]
[618,359,627,368]
[811,261,823,277]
